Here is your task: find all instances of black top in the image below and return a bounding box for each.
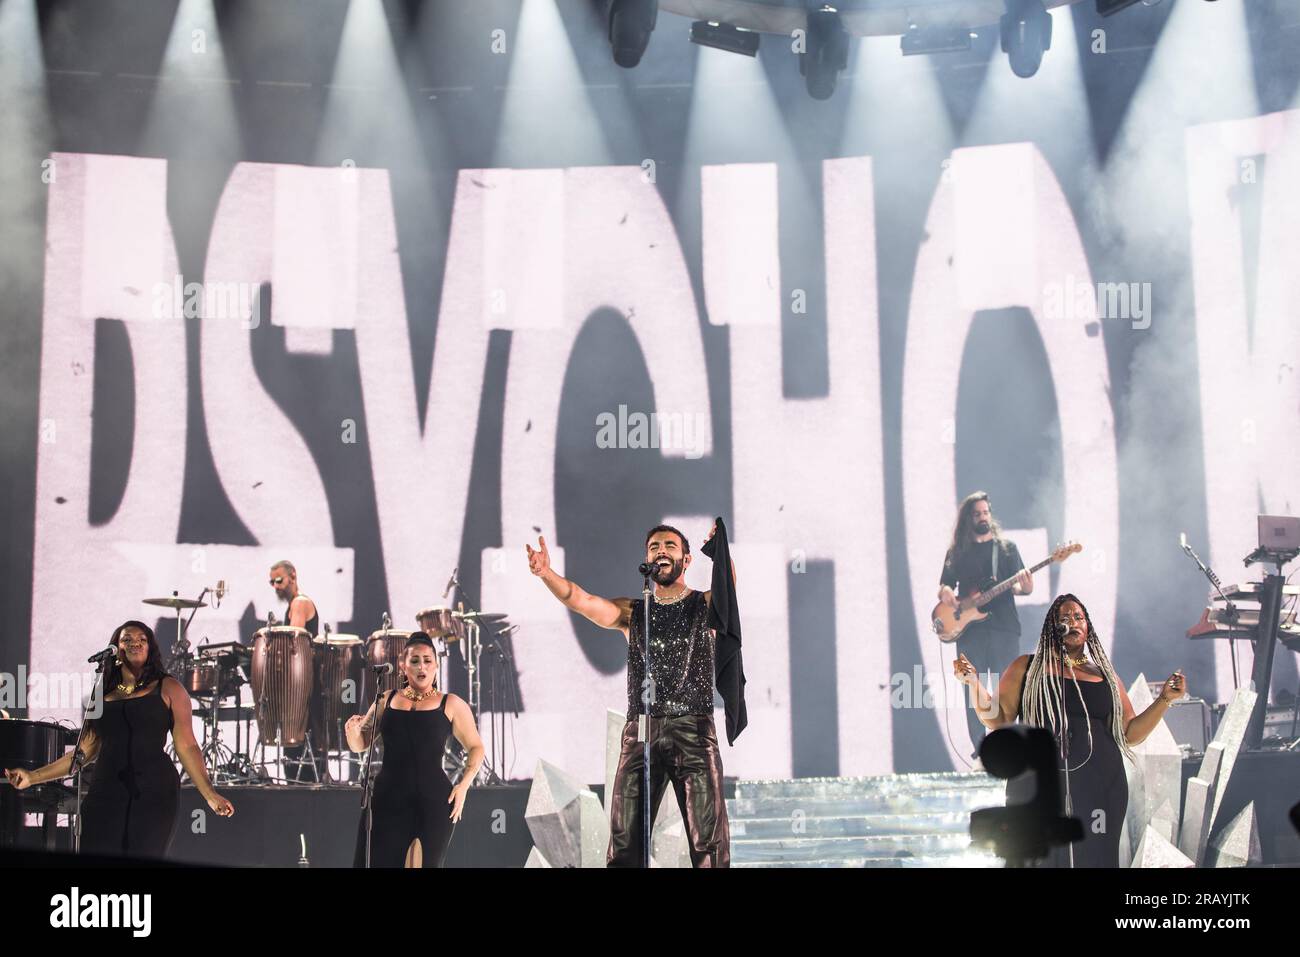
[286,593,319,636]
[940,539,1025,634]
[627,590,716,718]
[373,693,454,801]
[1011,656,1128,868]
[85,682,177,803]
[80,681,181,858]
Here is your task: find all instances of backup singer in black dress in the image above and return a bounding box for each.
[5,621,234,858]
[346,634,484,868]
[954,594,1186,867]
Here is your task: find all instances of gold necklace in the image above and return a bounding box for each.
[402,686,437,702]
[1063,653,1088,668]
[654,586,691,606]
[116,682,137,695]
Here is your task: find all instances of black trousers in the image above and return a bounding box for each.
[956,624,1020,758]
[607,713,730,868]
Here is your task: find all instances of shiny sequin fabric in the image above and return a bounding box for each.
[626,590,715,717]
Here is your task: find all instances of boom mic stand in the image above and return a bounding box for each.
[1180,533,1242,688]
[442,570,505,786]
[637,561,657,869]
[70,655,113,853]
[360,664,393,868]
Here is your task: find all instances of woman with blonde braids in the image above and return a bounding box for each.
[953,593,1186,867]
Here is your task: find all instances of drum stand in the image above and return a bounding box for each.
[276,732,322,785]
[446,602,504,786]
[197,696,246,785]
[324,719,366,783]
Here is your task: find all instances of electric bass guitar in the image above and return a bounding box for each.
[931,541,1082,643]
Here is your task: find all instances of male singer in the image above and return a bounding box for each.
[526,524,732,867]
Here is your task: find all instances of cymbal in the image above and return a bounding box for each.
[143,596,207,610]
[454,611,508,625]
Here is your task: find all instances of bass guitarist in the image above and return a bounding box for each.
[937,491,1032,759]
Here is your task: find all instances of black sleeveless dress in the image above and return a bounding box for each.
[1009,658,1128,867]
[80,681,180,858]
[361,693,457,868]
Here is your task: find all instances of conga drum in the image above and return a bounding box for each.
[250,626,313,747]
[364,629,411,706]
[415,607,462,643]
[311,634,362,752]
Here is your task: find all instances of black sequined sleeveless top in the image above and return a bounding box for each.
[626,590,715,717]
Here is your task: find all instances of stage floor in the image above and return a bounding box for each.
[168,783,533,868]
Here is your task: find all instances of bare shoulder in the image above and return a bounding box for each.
[160,676,187,706]
[1007,655,1033,678]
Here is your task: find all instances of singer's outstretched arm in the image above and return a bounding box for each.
[4,727,101,789]
[526,536,633,635]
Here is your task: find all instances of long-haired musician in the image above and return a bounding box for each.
[938,491,1033,760]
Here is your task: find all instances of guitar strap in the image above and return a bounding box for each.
[992,541,999,582]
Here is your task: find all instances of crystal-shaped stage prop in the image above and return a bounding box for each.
[1123,674,1185,868]
[524,758,609,868]
[1133,825,1195,868]
[1205,686,1257,829]
[1206,801,1262,868]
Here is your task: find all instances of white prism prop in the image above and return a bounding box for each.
[1134,825,1195,868]
[1207,801,1262,868]
[525,758,610,868]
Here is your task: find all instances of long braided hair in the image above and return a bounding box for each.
[1021,594,1134,764]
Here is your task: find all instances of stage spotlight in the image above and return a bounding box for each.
[900,24,974,56]
[607,0,659,68]
[1000,0,1052,78]
[689,20,760,57]
[1096,0,1145,14]
[800,8,850,100]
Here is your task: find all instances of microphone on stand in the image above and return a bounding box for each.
[214,579,227,609]
[381,612,392,631]
[442,567,459,600]
[87,647,121,665]
[371,662,394,676]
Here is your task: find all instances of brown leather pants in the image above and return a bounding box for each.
[607,713,730,867]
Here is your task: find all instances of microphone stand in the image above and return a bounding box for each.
[640,568,653,869]
[360,666,392,868]
[178,587,212,654]
[1180,536,1241,689]
[442,571,506,786]
[71,655,114,853]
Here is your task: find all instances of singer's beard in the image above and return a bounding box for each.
[651,558,684,587]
